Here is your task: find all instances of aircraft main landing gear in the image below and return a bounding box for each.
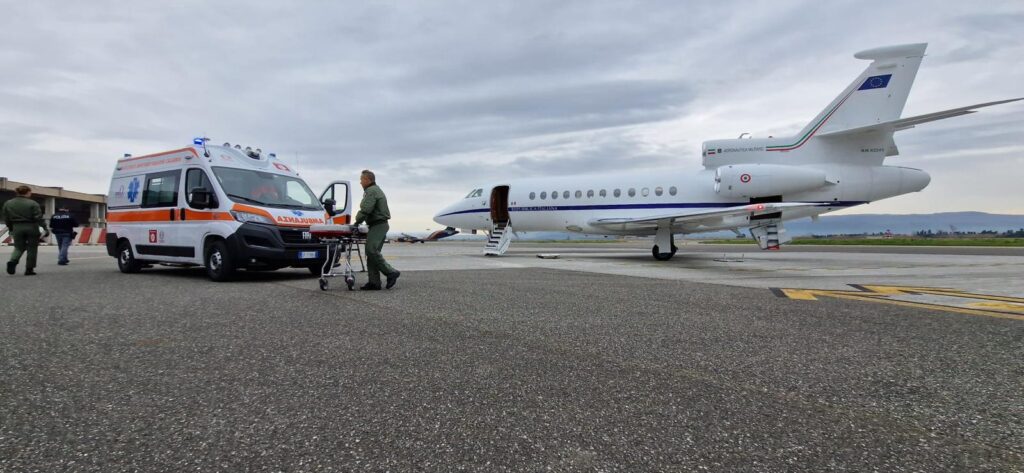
[652,220,677,261]
[652,244,677,261]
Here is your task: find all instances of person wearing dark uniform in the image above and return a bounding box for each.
[3,185,49,276]
[353,170,400,290]
[49,207,80,265]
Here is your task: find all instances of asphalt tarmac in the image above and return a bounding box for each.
[1,245,1022,471]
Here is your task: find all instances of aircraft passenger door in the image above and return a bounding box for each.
[490,185,510,224]
[320,180,352,224]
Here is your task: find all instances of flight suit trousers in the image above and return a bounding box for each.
[365,222,396,286]
[8,223,41,270]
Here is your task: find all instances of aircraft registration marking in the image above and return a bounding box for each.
[770,284,1024,321]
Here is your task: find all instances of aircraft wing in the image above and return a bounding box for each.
[818,97,1023,138]
[588,202,823,231]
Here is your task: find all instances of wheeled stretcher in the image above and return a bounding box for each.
[309,224,367,291]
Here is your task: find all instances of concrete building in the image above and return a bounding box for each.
[1,177,107,244]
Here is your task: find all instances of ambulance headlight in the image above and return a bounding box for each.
[231,210,274,225]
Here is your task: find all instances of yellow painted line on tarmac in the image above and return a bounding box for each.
[772,285,1024,321]
[967,301,1024,313]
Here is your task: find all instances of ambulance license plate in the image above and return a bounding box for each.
[298,251,319,259]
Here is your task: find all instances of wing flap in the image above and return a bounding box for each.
[589,202,824,230]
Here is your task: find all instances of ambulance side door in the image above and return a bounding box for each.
[180,168,221,264]
[319,181,352,224]
[136,169,188,261]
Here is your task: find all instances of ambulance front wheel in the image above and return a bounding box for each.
[205,241,236,282]
[117,240,142,274]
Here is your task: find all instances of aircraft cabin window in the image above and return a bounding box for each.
[563,191,570,199]
[641,188,649,197]
[552,190,558,200]
[529,192,536,200]
[586,190,594,198]
[628,188,636,197]
[599,189,607,197]
[575,190,582,199]
[613,189,621,197]
[655,186,663,196]
[669,186,677,196]
[540,191,547,200]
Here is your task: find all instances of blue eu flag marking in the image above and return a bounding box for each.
[858,74,892,90]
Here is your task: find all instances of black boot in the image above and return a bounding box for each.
[360,282,381,291]
[6,261,15,275]
[24,269,36,276]
[385,271,401,289]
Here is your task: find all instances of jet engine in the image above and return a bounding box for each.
[714,164,832,198]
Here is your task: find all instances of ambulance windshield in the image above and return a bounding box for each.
[212,167,321,210]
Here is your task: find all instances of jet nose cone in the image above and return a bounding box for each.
[433,205,452,226]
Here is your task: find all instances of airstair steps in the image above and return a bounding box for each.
[484,220,512,256]
[763,223,780,250]
[750,221,789,250]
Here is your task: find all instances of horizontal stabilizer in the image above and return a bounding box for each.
[818,97,1023,138]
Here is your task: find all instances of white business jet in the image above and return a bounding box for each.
[433,43,1021,260]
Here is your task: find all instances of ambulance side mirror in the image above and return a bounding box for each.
[323,198,337,216]
[319,181,350,217]
[189,187,214,209]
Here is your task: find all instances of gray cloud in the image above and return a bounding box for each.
[1,0,1022,230]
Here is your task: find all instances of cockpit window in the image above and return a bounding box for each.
[464,188,483,199]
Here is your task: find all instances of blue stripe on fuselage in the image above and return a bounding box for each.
[436,201,867,218]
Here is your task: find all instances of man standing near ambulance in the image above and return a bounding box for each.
[49,207,80,265]
[353,170,400,290]
[3,185,49,276]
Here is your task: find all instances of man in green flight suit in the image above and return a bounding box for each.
[3,185,50,276]
[353,170,400,290]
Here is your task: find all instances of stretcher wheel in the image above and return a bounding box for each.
[319,278,328,291]
[345,276,355,291]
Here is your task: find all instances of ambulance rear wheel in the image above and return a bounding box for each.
[117,240,142,274]
[205,241,235,282]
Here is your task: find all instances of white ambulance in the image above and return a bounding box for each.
[106,139,352,281]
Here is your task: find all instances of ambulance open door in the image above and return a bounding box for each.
[320,181,352,224]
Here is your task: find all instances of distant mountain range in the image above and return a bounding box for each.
[430,212,1024,240]
[779,212,1024,236]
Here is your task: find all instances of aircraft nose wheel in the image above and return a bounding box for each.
[319,278,328,291]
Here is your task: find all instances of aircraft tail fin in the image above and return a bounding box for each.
[427,226,460,241]
[770,43,927,151]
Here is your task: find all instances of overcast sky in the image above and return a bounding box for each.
[2,1,1021,231]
